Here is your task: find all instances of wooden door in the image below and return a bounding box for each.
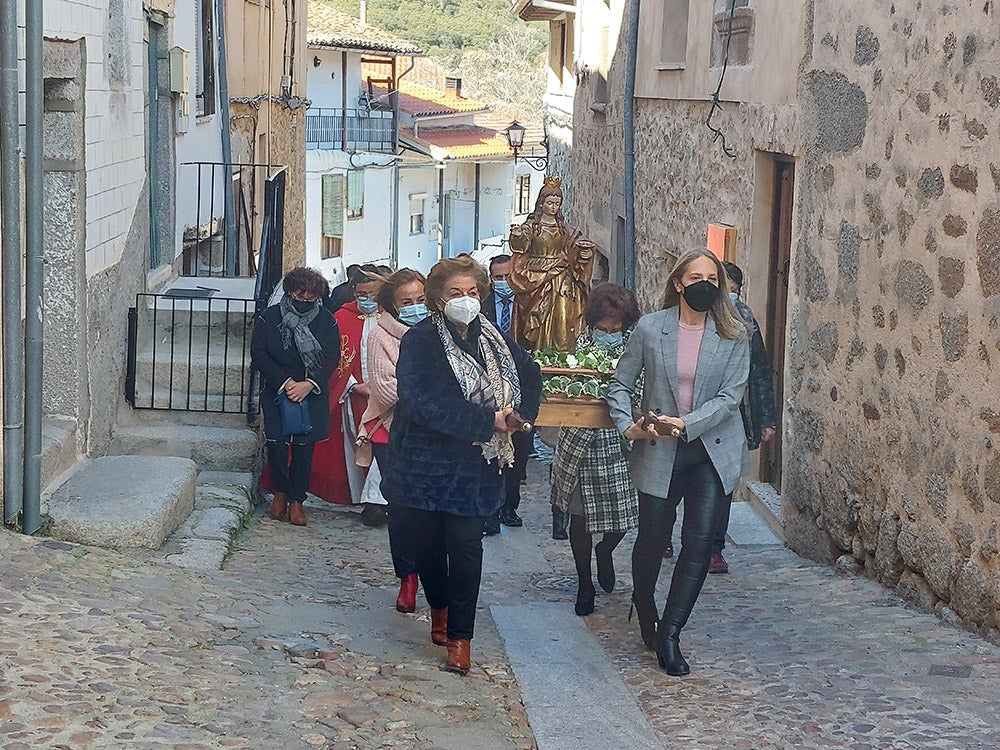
[761,159,794,490]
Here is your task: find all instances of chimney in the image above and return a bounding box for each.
[445,76,462,98]
[360,0,367,23]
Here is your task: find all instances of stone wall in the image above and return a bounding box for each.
[784,2,1000,640]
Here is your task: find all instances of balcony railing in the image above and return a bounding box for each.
[306,108,396,153]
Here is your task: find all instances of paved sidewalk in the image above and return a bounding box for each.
[2,458,1000,749]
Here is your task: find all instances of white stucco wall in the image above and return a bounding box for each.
[306,48,364,110]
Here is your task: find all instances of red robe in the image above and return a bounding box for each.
[307,300,375,504]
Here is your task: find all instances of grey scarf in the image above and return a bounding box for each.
[278,296,324,378]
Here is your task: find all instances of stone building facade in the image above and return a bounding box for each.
[524,0,1000,640]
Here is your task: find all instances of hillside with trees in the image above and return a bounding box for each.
[318,0,546,117]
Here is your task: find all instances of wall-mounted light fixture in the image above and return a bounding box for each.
[503,121,549,171]
[313,56,322,67]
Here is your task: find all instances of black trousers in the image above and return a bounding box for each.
[372,442,417,580]
[392,505,486,641]
[502,429,532,512]
[666,491,732,553]
[632,439,730,630]
[266,441,315,503]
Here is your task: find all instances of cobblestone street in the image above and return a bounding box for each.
[2,459,1000,749]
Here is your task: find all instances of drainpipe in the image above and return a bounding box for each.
[0,0,23,525]
[473,163,481,251]
[437,163,445,260]
[215,0,236,275]
[390,56,416,266]
[623,0,640,290]
[22,0,43,534]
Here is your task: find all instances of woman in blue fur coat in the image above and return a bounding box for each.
[381,256,541,675]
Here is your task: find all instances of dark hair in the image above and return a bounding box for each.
[723,261,744,289]
[585,283,641,331]
[376,264,393,276]
[353,263,383,288]
[346,263,361,276]
[489,254,512,271]
[425,256,490,312]
[376,268,426,318]
[282,267,329,298]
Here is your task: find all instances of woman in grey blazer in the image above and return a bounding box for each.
[607,248,749,676]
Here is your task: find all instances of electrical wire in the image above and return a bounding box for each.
[706,0,738,159]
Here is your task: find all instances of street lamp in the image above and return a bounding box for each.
[503,120,549,171]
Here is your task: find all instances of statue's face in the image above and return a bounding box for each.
[541,194,562,216]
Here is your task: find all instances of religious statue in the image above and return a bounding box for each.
[508,176,596,352]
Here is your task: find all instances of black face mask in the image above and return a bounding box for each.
[682,280,719,313]
[291,298,317,314]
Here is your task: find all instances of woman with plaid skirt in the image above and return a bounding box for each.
[550,284,641,616]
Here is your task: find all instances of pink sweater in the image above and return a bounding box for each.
[358,313,409,437]
[676,320,705,415]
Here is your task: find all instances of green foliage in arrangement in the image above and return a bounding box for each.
[534,345,620,401]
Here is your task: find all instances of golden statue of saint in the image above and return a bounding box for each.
[508,176,596,352]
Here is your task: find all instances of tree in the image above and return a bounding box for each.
[458,26,546,118]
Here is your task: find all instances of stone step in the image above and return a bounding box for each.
[129,377,253,413]
[116,402,258,430]
[110,423,260,472]
[159,471,255,572]
[745,480,785,542]
[41,417,78,493]
[46,455,197,549]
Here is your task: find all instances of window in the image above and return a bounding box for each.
[408,194,426,235]
[550,19,573,86]
[322,173,345,259]
[515,175,532,216]
[195,0,216,115]
[347,170,364,219]
[658,0,690,70]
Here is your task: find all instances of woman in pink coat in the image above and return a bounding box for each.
[357,268,427,613]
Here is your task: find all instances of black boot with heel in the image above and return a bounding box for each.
[655,622,690,676]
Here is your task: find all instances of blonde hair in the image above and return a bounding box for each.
[661,248,747,340]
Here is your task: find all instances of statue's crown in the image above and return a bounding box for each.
[543,175,562,187]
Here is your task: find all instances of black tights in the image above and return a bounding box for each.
[569,513,624,590]
[631,440,730,631]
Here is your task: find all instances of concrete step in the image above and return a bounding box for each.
[116,402,258,430]
[130,377,253,413]
[159,471,255,571]
[41,417,78,492]
[110,423,260,472]
[46,455,197,549]
[745,480,785,542]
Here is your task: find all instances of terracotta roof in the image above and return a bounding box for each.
[394,82,491,117]
[307,3,423,55]
[474,114,546,147]
[401,125,513,161]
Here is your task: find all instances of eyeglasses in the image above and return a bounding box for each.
[290,293,319,303]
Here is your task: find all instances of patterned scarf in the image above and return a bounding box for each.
[278,295,324,378]
[433,312,522,468]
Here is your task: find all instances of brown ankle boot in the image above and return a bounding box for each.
[445,639,471,674]
[269,491,288,521]
[430,607,449,645]
[288,502,307,526]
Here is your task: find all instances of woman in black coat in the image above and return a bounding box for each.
[381,256,541,675]
[252,267,341,526]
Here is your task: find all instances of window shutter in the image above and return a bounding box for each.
[322,173,345,237]
[347,170,364,218]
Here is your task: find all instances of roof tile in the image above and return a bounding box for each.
[307,3,423,55]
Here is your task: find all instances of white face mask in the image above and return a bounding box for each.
[444,296,481,325]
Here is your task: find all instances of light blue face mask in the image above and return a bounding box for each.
[493,279,514,299]
[729,291,739,302]
[357,296,379,315]
[398,303,429,326]
[592,328,623,349]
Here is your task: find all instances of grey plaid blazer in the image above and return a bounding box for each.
[606,307,750,496]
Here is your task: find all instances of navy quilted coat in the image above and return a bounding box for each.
[381,316,542,517]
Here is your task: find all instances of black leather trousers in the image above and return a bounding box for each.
[631,439,730,630]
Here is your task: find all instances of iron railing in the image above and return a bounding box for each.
[126,294,258,414]
[179,161,286,279]
[306,108,396,152]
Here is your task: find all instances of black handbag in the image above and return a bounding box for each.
[275,392,312,438]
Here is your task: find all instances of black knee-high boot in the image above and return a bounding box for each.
[569,514,595,616]
[595,531,625,593]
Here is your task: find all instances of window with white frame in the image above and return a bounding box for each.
[408,194,426,235]
[322,173,345,258]
[515,174,532,216]
[347,170,364,219]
